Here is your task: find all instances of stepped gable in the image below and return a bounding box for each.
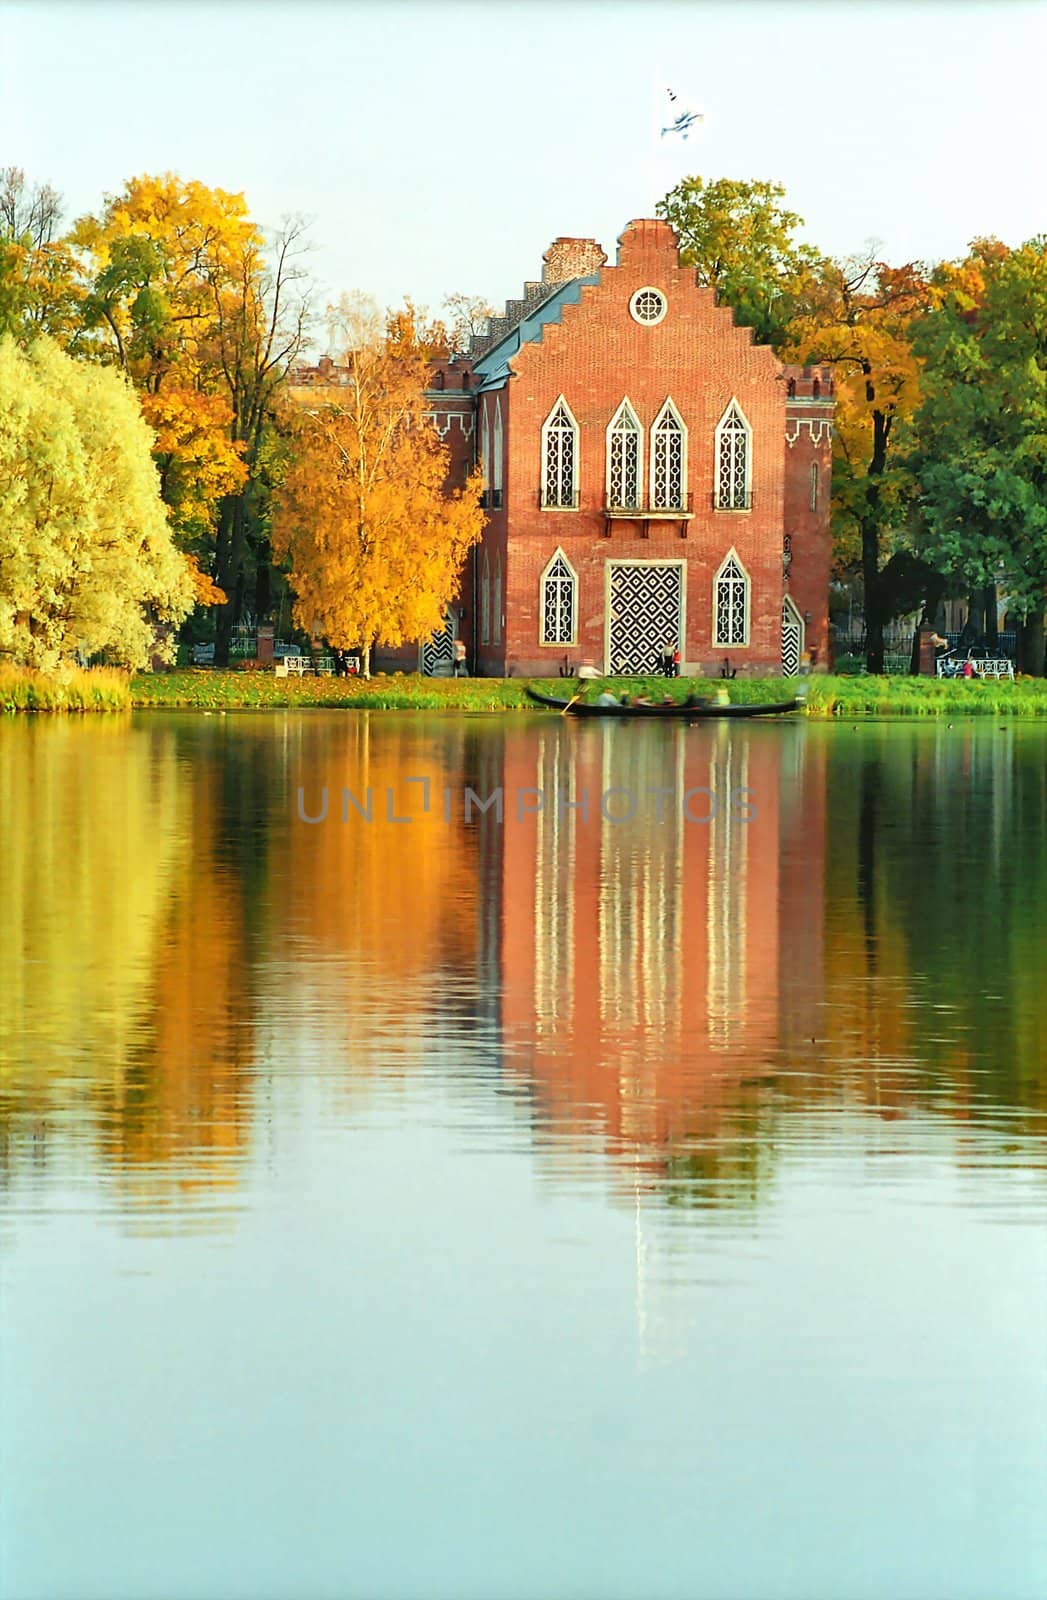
[612,216,678,260]
[468,240,609,358]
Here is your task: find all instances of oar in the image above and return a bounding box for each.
[562,691,583,715]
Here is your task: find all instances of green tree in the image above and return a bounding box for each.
[785,253,934,672]
[0,335,194,669]
[911,237,1047,674]
[656,174,824,348]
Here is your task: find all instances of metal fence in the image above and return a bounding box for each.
[833,627,1018,663]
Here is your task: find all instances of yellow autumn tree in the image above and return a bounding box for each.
[0,166,83,344]
[0,335,194,668]
[273,298,484,668]
[73,173,260,384]
[142,386,244,582]
[72,175,309,647]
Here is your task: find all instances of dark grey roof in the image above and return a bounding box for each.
[473,275,601,391]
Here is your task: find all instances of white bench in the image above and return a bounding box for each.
[275,655,337,678]
[937,658,1014,680]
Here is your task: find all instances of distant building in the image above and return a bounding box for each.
[300,219,835,677]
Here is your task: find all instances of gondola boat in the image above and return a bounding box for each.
[524,686,805,719]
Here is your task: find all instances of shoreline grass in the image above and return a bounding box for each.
[128,668,1047,717]
[5,665,1047,717]
[0,664,132,713]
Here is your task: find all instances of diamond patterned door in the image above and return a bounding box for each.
[608,564,683,674]
[420,612,456,675]
[781,597,804,676]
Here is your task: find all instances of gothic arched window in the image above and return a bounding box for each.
[480,551,491,645]
[650,398,686,511]
[606,399,642,510]
[713,549,750,646]
[541,397,578,509]
[492,552,503,644]
[715,402,751,511]
[492,397,503,502]
[540,549,577,646]
[481,404,492,493]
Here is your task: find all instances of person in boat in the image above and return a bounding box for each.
[595,690,620,706]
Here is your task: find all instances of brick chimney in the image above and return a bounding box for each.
[541,237,607,284]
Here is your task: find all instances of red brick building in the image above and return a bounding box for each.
[389,217,834,677]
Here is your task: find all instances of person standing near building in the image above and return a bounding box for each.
[453,638,468,677]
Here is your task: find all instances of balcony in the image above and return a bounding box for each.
[603,494,693,537]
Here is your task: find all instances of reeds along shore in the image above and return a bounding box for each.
[3,666,1047,716]
[0,665,132,712]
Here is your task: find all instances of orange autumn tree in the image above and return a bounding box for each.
[783,252,934,673]
[274,296,484,670]
[72,175,309,641]
[72,180,257,563]
[143,387,244,598]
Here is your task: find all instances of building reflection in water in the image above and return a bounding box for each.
[3,715,1044,1229]
[499,720,827,1190]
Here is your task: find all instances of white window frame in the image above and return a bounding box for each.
[481,405,491,489]
[649,396,688,512]
[714,399,752,511]
[713,547,751,648]
[540,395,579,510]
[539,547,578,647]
[493,396,503,497]
[629,287,668,326]
[605,397,644,511]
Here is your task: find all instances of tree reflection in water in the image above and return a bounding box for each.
[1,715,1044,1222]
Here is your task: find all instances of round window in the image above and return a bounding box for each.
[630,287,667,326]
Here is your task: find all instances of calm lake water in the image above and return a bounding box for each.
[1,711,1045,1600]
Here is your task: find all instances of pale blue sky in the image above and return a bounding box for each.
[2,0,1045,334]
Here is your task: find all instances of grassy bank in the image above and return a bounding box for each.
[6,665,1047,717]
[0,665,131,713]
[802,674,1047,717]
[130,670,531,711]
[127,669,1047,717]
